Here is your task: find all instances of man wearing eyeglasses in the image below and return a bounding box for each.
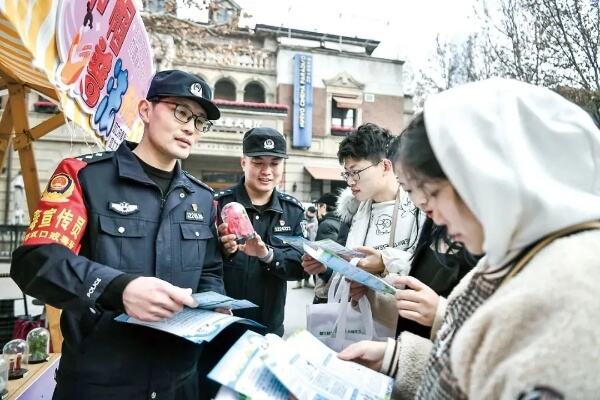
[301,123,422,342]
[11,70,225,399]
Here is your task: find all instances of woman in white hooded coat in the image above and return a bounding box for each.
[338,79,600,399]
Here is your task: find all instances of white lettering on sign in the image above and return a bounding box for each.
[298,56,307,128]
[214,118,262,129]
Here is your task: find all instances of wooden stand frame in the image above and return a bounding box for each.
[0,71,65,353]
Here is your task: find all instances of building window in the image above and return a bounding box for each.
[331,96,361,135]
[214,79,236,101]
[145,0,165,12]
[310,179,323,202]
[243,82,265,103]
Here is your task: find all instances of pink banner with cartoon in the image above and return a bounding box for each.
[55,0,154,149]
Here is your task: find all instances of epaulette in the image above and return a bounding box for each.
[213,188,234,199]
[75,151,114,164]
[278,192,304,210]
[183,171,214,193]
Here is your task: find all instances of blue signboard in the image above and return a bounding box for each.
[292,54,313,148]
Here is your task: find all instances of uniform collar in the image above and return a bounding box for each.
[115,141,194,193]
[233,177,283,213]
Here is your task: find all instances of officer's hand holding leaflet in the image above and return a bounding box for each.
[123,277,196,322]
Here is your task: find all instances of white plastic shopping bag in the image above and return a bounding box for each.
[306,273,376,352]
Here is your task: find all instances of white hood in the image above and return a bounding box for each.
[424,78,600,267]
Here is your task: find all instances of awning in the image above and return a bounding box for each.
[305,166,345,181]
[333,95,362,109]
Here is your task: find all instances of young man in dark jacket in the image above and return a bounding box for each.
[11,70,225,399]
[315,192,341,242]
[216,128,305,336]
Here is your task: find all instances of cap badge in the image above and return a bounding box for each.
[264,139,275,150]
[190,83,203,97]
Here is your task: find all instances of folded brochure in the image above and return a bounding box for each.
[305,244,396,295]
[209,329,393,400]
[275,235,365,261]
[192,291,258,311]
[115,292,263,344]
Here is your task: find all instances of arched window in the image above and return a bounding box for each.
[243,82,265,103]
[214,79,236,101]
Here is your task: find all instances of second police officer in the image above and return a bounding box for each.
[216,128,305,336]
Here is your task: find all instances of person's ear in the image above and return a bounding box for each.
[382,159,393,172]
[138,99,152,124]
[240,156,246,170]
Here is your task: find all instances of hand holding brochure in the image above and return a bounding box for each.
[115,292,262,344]
[303,243,396,295]
[209,329,393,400]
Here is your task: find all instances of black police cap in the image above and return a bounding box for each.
[242,127,288,159]
[146,70,220,120]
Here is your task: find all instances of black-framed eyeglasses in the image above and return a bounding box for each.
[341,161,381,182]
[151,99,213,133]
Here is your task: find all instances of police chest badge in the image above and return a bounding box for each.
[109,201,139,215]
[264,139,275,150]
[186,204,204,221]
[274,219,292,233]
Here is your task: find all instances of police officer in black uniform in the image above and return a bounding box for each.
[216,128,305,336]
[11,70,226,399]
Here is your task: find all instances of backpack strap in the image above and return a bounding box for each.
[388,189,402,248]
[501,220,600,287]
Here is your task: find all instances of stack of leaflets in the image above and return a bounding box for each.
[115,291,263,344]
[209,329,394,400]
[275,235,396,295]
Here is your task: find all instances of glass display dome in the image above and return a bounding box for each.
[0,356,8,396]
[2,339,28,379]
[26,327,50,363]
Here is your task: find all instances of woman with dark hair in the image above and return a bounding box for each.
[338,79,600,399]
[386,131,477,339]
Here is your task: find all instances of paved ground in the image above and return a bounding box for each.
[283,280,315,338]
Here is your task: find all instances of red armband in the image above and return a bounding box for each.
[23,158,88,254]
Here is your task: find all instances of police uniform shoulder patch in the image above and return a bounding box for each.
[183,171,214,193]
[75,151,114,164]
[278,192,304,210]
[213,189,233,199]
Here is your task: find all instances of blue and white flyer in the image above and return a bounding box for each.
[210,330,393,400]
[115,307,263,345]
[193,291,258,311]
[303,244,396,295]
[262,330,393,400]
[208,330,290,399]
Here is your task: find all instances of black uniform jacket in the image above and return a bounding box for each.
[214,179,305,336]
[11,142,224,399]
